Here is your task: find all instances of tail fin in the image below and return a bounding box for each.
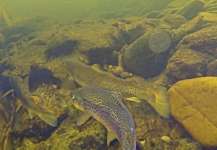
[28,105,57,127]
[37,107,57,127]
[146,87,170,118]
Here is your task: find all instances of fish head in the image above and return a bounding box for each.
[69,90,85,111]
[121,126,136,150]
[9,75,23,88]
[9,74,16,86]
[62,59,78,75]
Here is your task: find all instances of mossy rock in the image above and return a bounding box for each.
[167,77,217,148]
[122,28,171,78]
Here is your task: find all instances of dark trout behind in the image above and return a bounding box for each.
[9,75,57,127]
[70,87,136,150]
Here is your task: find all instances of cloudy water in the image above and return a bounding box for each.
[0,0,217,150]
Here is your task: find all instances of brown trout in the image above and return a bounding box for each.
[63,59,170,118]
[9,75,57,126]
[70,87,136,150]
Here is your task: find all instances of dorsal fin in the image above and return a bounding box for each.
[110,91,125,109]
[91,64,104,73]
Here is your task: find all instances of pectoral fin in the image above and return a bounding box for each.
[107,130,116,146]
[110,91,125,109]
[28,109,36,119]
[77,112,92,126]
[125,97,141,103]
[38,113,57,127]
[37,105,57,127]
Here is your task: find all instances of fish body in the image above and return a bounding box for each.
[70,87,136,150]
[63,59,170,118]
[9,75,57,126]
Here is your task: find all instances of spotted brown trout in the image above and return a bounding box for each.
[70,87,136,150]
[9,75,57,126]
[63,59,170,118]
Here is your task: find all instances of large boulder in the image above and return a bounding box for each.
[123,28,171,78]
[177,24,217,57]
[167,77,217,148]
[165,49,208,81]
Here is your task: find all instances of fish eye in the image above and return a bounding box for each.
[71,95,75,99]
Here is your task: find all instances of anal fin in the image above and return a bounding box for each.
[107,130,116,146]
[28,109,36,119]
[125,97,141,103]
[38,113,57,127]
[34,105,57,127]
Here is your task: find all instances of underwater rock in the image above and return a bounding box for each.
[0,5,13,27]
[175,0,205,20]
[112,66,124,77]
[145,11,161,19]
[165,49,208,81]
[156,0,191,19]
[167,77,217,148]
[199,12,217,23]
[167,0,192,8]
[114,18,145,44]
[203,0,217,12]
[0,49,5,60]
[44,40,78,60]
[206,59,217,76]
[0,11,7,28]
[0,17,127,78]
[0,33,4,48]
[162,14,187,29]
[178,15,204,34]
[177,24,217,57]
[123,28,171,78]
[151,138,202,150]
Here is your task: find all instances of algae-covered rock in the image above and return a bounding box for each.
[199,12,217,23]
[165,49,208,81]
[177,24,217,57]
[175,0,205,20]
[162,14,187,29]
[115,17,146,44]
[203,0,217,12]
[146,11,161,19]
[167,77,217,147]
[0,33,4,48]
[206,59,217,76]
[178,15,204,34]
[123,28,171,78]
[0,5,13,27]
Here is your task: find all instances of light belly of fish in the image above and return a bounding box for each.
[69,87,136,150]
[63,59,171,118]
